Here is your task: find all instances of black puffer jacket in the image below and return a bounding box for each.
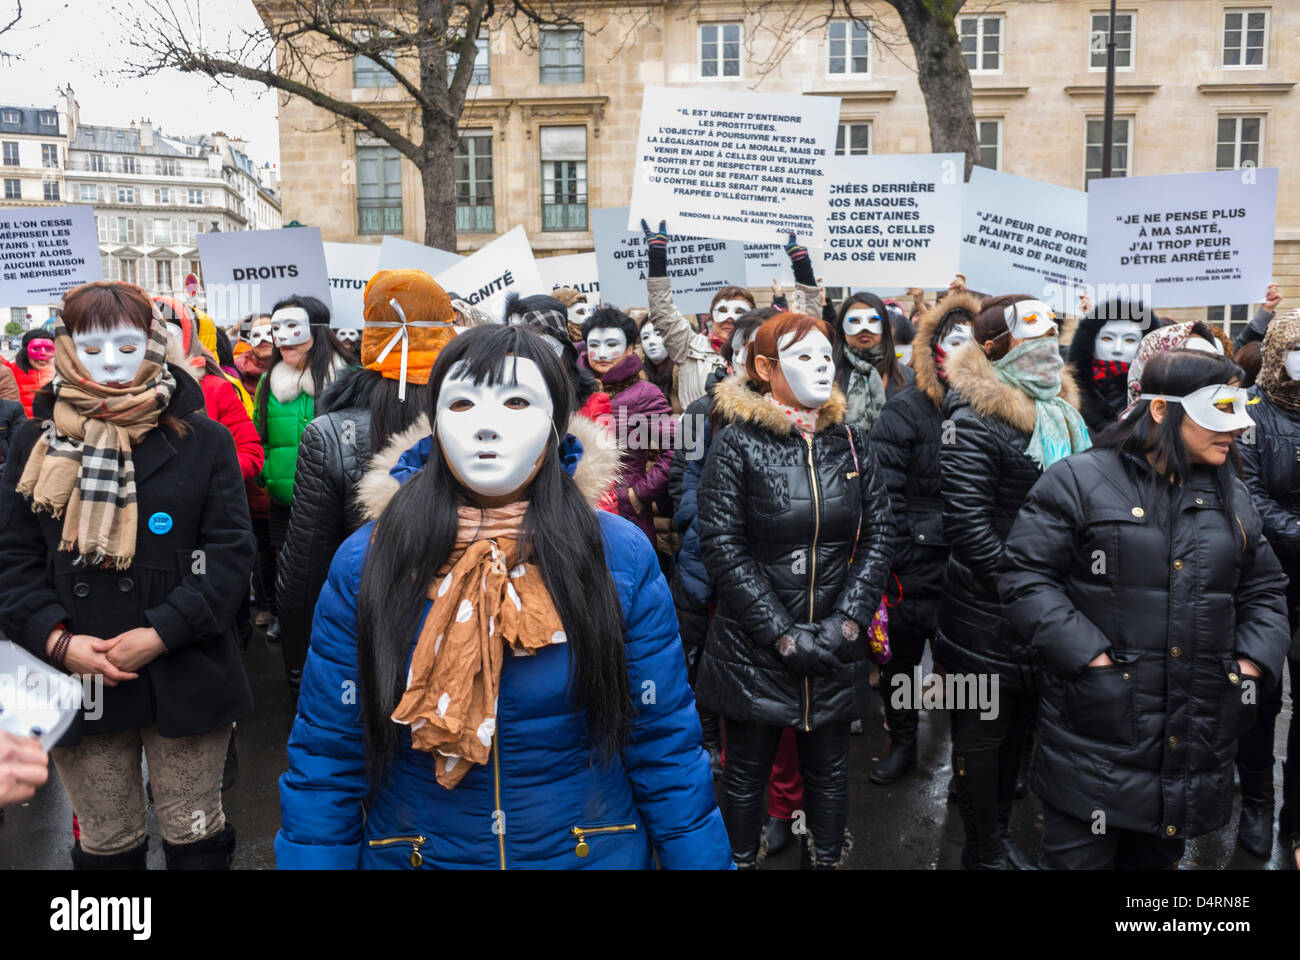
[0,369,254,744]
[695,378,894,730]
[869,292,982,633]
[934,339,1084,694]
[999,448,1289,838]
[1241,387,1300,569]
[0,397,25,464]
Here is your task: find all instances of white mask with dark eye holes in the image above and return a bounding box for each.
[247,323,273,348]
[732,329,751,371]
[1284,348,1300,383]
[842,308,883,338]
[1094,320,1143,365]
[711,298,751,327]
[940,323,973,353]
[72,323,149,386]
[435,357,555,498]
[640,324,668,364]
[336,328,360,346]
[270,306,311,347]
[586,327,628,365]
[568,302,592,326]
[776,329,835,409]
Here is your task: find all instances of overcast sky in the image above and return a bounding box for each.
[1,0,281,163]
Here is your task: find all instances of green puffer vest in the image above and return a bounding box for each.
[257,372,318,506]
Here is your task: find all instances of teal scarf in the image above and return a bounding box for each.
[994,340,1091,469]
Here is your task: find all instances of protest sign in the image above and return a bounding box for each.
[538,252,600,302]
[743,243,794,288]
[433,225,542,319]
[627,86,840,244]
[820,154,963,289]
[0,205,102,307]
[593,206,747,315]
[197,225,333,322]
[378,235,464,276]
[1086,167,1278,309]
[959,168,1087,311]
[324,241,381,327]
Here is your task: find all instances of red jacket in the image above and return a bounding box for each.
[200,373,264,481]
[0,357,52,418]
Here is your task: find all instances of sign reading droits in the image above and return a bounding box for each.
[197,226,333,322]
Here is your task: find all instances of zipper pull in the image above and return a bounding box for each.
[410,836,426,868]
[572,827,590,858]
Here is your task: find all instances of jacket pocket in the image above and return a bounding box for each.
[1064,662,1136,746]
[367,833,428,868]
[569,821,638,859]
[1218,655,1259,746]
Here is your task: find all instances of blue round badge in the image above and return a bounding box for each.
[147,512,173,535]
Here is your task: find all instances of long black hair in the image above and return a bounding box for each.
[16,328,54,372]
[356,324,632,788]
[834,291,903,387]
[1096,349,1245,516]
[318,365,430,455]
[254,295,351,436]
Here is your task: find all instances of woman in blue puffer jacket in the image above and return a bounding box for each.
[276,324,731,870]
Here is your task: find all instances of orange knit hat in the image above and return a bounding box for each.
[362,269,456,388]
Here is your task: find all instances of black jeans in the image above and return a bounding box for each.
[722,719,851,864]
[1041,802,1184,869]
[878,610,931,739]
[950,682,1032,856]
[251,514,276,614]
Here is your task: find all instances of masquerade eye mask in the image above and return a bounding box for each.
[26,340,55,360]
[1003,300,1058,340]
[247,326,273,348]
[336,328,361,344]
[843,309,883,337]
[1140,383,1256,433]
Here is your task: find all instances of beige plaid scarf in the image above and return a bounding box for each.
[16,319,176,569]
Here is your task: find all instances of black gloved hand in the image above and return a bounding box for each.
[641,218,669,278]
[775,623,840,677]
[814,613,861,663]
[784,232,817,287]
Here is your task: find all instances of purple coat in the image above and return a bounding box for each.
[581,351,676,541]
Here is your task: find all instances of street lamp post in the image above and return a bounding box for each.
[1101,0,1118,179]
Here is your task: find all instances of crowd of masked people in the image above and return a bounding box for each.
[0,229,1296,872]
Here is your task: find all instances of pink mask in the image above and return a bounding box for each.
[27,340,55,362]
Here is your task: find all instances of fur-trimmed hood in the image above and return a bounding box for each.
[269,353,349,404]
[355,411,625,522]
[943,340,1082,434]
[710,371,847,436]
[912,290,983,409]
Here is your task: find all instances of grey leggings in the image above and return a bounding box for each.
[52,724,231,855]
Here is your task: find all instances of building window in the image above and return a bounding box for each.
[10,306,26,326]
[700,23,741,79]
[455,132,494,233]
[151,219,171,243]
[158,158,179,176]
[155,259,174,291]
[188,188,205,205]
[188,259,203,286]
[1,142,17,166]
[978,119,1003,170]
[828,19,870,76]
[41,144,59,168]
[43,181,59,201]
[89,154,106,172]
[540,27,584,83]
[121,157,138,174]
[1089,11,1135,70]
[153,187,170,204]
[835,122,871,156]
[448,32,490,85]
[117,186,136,203]
[353,30,398,87]
[79,184,97,203]
[116,217,137,243]
[120,259,137,285]
[1085,116,1131,183]
[1223,9,1268,68]
[40,113,56,127]
[1217,116,1263,170]
[959,15,1002,73]
[356,142,403,234]
[1,110,17,124]
[1208,304,1251,334]
[540,126,587,231]
[3,179,18,200]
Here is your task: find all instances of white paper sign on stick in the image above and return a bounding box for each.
[197,225,333,323]
[627,86,840,245]
[434,225,542,320]
[0,205,102,307]
[538,252,600,302]
[820,154,964,290]
[593,207,748,315]
[324,241,381,327]
[959,167,1088,312]
[378,235,464,276]
[1086,167,1278,309]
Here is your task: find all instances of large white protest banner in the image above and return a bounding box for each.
[593,206,747,315]
[434,225,542,319]
[959,167,1088,311]
[627,86,840,244]
[538,252,600,302]
[821,154,963,289]
[324,241,381,327]
[378,235,464,276]
[1087,167,1278,309]
[0,205,102,307]
[197,226,333,322]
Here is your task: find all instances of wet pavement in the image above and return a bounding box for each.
[1,627,1293,870]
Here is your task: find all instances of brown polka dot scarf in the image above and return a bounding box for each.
[390,501,567,789]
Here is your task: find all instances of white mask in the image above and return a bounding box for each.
[1284,349,1300,382]
[336,328,360,345]
[776,329,835,409]
[842,308,883,338]
[435,357,555,498]
[247,323,273,348]
[586,327,628,365]
[897,344,914,365]
[711,298,751,327]
[1094,321,1143,365]
[1140,383,1254,433]
[568,302,592,326]
[1003,299,1058,340]
[164,321,184,350]
[640,325,668,364]
[1184,336,1223,356]
[940,323,973,353]
[72,323,149,386]
[732,330,750,370]
[271,306,312,348]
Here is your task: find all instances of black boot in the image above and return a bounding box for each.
[163,824,236,870]
[222,732,238,792]
[870,707,918,785]
[953,751,1010,869]
[798,829,853,870]
[762,816,793,857]
[1237,764,1274,858]
[71,838,148,869]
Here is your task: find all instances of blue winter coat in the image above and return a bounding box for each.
[276,435,732,870]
